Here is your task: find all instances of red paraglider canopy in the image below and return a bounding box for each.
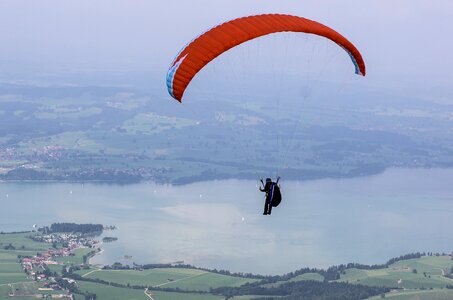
[166,14,366,102]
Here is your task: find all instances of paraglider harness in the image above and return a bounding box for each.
[260,177,282,207]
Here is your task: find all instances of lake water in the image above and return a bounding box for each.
[1,168,452,275]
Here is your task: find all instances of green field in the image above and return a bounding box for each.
[84,268,205,286]
[149,290,222,300]
[2,231,453,300]
[0,234,49,287]
[288,272,324,282]
[83,267,257,291]
[0,251,19,263]
[121,113,197,135]
[54,247,93,265]
[341,268,452,289]
[74,267,97,277]
[21,131,104,155]
[34,106,103,120]
[4,82,453,184]
[0,235,40,292]
[231,296,275,300]
[0,262,29,285]
[162,271,258,291]
[47,263,64,275]
[0,273,29,285]
[0,285,11,298]
[0,263,22,273]
[77,281,222,300]
[367,289,453,300]
[0,281,69,300]
[8,281,39,295]
[234,256,453,300]
[262,272,324,288]
[391,256,453,276]
[0,233,50,251]
[338,256,453,289]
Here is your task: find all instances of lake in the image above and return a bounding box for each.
[1,168,452,275]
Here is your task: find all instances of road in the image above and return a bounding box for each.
[144,288,155,300]
[81,268,101,277]
[153,272,207,288]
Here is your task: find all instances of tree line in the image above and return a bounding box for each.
[212,280,390,300]
[47,223,103,234]
[100,252,430,283]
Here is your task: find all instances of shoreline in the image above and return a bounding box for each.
[0,166,450,186]
[1,229,452,278]
[87,247,104,266]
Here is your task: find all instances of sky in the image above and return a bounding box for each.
[1,0,452,100]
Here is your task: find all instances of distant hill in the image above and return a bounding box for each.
[1,82,453,184]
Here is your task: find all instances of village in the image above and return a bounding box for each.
[15,232,100,299]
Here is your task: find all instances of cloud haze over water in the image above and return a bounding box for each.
[1,0,452,96]
[0,169,452,274]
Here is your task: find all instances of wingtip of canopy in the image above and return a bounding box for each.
[360,67,366,76]
[355,68,366,76]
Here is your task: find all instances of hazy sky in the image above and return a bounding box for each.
[1,1,452,98]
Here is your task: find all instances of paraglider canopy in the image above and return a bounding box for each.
[166,13,366,102]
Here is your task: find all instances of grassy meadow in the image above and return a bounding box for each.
[1,232,453,299]
[337,256,453,289]
[82,267,257,291]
